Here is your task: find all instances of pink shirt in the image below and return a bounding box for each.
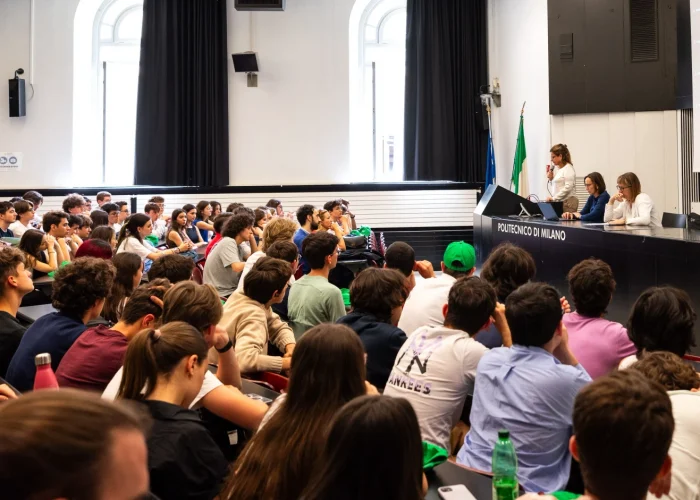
[564,312,637,379]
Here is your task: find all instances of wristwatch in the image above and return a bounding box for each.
[216,339,233,353]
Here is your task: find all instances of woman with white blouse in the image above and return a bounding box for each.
[604,172,661,227]
[116,214,191,270]
[546,144,578,213]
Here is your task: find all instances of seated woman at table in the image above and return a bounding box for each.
[182,204,205,246]
[301,395,427,500]
[116,214,190,271]
[18,230,58,279]
[546,144,578,213]
[563,172,610,222]
[102,252,143,324]
[90,226,117,250]
[220,323,376,500]
[317,209,346,251]
[166,209,199,260]
[604,172,661,226]
[194,200,214,243]
[117,322,229,500]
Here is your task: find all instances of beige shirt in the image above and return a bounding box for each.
[219,292,295,374]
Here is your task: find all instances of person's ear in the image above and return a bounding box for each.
[141,314,156,328]
[5,275,18,290]
[442,304,449,320]
[648,455,673,497]
[569,436,580,463]
[440,262,446,273]
[468,266,476,277]
[185,355,198,377]
[691,387,699,393]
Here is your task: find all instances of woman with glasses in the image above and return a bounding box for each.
[562,172,610,222]
[546,143,578,212]
[604,172,661,226]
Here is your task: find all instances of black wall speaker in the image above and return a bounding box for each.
[9,78,26,117]
[232,53,259,73]
[234,0,285,11]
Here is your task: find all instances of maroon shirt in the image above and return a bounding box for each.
[56,324,129,392]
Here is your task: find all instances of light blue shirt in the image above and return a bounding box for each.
[456,345,591,493]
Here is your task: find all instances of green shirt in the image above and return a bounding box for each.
[552,492,581,500]
[288,275,346,327]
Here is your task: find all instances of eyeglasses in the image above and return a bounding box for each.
[616,185,631,191]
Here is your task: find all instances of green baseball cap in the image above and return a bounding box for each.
[443,241,475,272]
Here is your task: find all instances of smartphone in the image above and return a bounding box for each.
[437,484,478,500]
[245,393,273,404]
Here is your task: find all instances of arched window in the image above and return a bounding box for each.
[350,0,407,181]
[74,0,143,186]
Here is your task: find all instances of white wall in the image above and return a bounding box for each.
[0,0,356,189]
[0,0,80,188]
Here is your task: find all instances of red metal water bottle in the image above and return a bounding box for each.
[33,353,59,390]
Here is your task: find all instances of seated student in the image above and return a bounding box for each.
[220,257,296,374]
[103,281,268,431]
[211,201,222,218]
[56,279,169,392]
[96,191,112,207]
[0,202,17,238]
[145,202,167,240]
[194,200,215,242]
[75,214,93,240]
[294,204,319,274]
[90,225,117,249]
[102,253,143,324]
[116,200,129,227]
[620,286,697,369]
[8,200,34,238]
[288,232,345,327]
[253,208,268,244]
[520,370,674,500]
[83,196,93,213]
[0,390,150,500]
[6,257,115,391]
[148,253,195,284]
[183,203,205,244]
[475,242,537,348]
[265,240,299,320]
[337,268,408,389]
[398,241,476,336]
[562,172,610,222]
[116,214,190,269]
[74,239,113,260]
[61,193,86,215]
[0,248,33,378]
[631,352,700,500]
[605,171,661,226]
[203,212,255,297]
[301,395,427,500]
[100,203,120,231]
[205,212,233,258]
[220,323,373,500]
[457,282,592,493]
[148,195,167,217]
[22,190,44,229]
[323,199,350,235]
[563,259,636,379]
[89,209,109,229]
[384,276,511,452]
[117,322,228,500]
[227,202,244,213]
[266,198,284,217]
[233,205,259,258]
[317,209,347,250]
[237,217,297,292]
[43,210,75,263]
[68,214,85,244]
[165,209,197,258]
[18,229,58,279]
[384,241,435,292]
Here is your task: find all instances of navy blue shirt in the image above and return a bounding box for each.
[579,191,610,222]
[5,312,86,392]
[0,227,14,238]
[193,218,210,243]
[293,228,310,274]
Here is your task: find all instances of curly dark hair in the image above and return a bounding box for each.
[61,193,85,213]
[567,258,616,317]
[445,277,497,335]
[147,254,195,284]
[222,213,254,239]
[51,257,115,317]
[627,286,697,358]
[632,351,700,391]
[481,243,536,302]
[349,268,408,323]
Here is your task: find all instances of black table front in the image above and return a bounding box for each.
[474,215,700,353]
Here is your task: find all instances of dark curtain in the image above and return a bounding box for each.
[403,0,488,182]
[134,0,229,187]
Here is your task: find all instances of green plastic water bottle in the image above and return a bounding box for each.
[492,429,518,500]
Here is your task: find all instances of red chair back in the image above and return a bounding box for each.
[192,266,203,284]
[259,372,289,392]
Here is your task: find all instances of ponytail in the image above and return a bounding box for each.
[116,213,151,250]
[117,321,208,401]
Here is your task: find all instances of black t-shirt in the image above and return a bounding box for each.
[141,400,229,500]
[0,311,26,378]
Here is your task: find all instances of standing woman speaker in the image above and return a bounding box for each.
[546,144,579,213]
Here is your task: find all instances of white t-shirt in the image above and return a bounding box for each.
[552,164,576,201]
[647,391,700,500]
[604,193,661,227]
[116,236,158,262]
[258,392,287,430]
[102,367,222,409]
[383,325,488,451]
[8,221,29,238]
[619,354,638,370]
[398,274,456,336]
[237,250,296,293]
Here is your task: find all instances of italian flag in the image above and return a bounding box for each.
[510,114,529,196]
